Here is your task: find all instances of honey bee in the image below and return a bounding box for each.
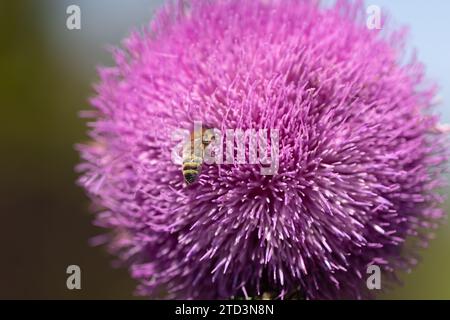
[182,128,214,185]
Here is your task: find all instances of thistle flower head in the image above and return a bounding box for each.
[78,0,448,299]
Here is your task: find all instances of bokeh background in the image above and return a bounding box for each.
[1,0,450,299]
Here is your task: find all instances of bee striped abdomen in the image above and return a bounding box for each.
[182,157,203,185]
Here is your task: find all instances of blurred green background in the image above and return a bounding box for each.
[1,0,449,299]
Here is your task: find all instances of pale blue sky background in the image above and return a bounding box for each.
[43,0,450,121]
[369,0,450,122]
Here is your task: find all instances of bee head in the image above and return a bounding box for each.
[202,129,216,144]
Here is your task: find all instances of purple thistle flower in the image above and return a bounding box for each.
[77,0,448,299]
